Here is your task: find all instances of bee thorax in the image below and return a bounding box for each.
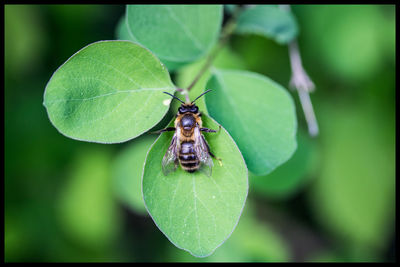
[181,114,196,130]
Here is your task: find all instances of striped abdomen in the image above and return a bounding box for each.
[179,141,199,173]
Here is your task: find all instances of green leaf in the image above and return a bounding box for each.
[165,200,289,262]
[211,201,289,262]
[309,102,395,252]
[224,4,238,15]
[115,15,137,42]
[250,130,316,199]
[5,5,46,77]
[125,5,223,69]
[43,40,175,143]
[115,16,188,72]
[57,148,121,250]
[299,5,391,82]
[142,114,248,257]
[205,69,297,176]
[112,135,158,215]
[235,5,299,44]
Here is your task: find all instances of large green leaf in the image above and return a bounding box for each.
[205,69,297,176]
[112,135,157,215]
[125,5,223,69]
[235,5,299,44]
[142,114,248,257]
[116,15,187,72]
[165,200,289,262]
[43,40,175,143]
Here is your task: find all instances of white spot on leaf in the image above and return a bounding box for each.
[163,99,171,106]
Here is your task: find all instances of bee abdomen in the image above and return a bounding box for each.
[179,154,196,161]
[179,141,199,172]
[180,159,200,172]
[180,154,200,169]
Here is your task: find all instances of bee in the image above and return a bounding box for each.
[158,90,221,177]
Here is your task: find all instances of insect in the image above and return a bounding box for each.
[158,90,221,177]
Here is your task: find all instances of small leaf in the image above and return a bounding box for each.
[250,131,316,199]
[43,40,175,143]
[5,5,46,76]
[235,5,299,44]
[205,69,297,176]
[142,114,248,257]
[125,5,223,69]
[57,148,121,250]
[224,4,238,15]
[211,201,289,262]
[112,134,157,215]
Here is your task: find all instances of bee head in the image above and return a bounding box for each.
[163,89,212,114]
[178,104,199,114]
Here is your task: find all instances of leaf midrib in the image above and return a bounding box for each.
[45,87,172,106]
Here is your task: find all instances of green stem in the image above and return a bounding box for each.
[185,6,241,95]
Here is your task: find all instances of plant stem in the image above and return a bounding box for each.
[281,5,319,137]
[185,6,241,95]
[297,87,319,136]
[175,87,191,103]
[288,40,319,137]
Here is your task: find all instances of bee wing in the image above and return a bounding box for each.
[162,133,179,176]
[194,127,213,177]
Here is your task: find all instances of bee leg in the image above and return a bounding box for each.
[208,151,223,167]
[200,127,217,133]
[201,134,223,166]
[201,125,222,134]
[151,127,176,134]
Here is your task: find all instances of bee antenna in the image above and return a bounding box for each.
[191,89,212,104]
[163,91,185,104]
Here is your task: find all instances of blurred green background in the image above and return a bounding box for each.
[5,5,395,262]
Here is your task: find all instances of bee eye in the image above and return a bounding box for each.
[193,106,198,113]
[179,107,187,113]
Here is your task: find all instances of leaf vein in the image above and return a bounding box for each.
[164,6,204,51]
